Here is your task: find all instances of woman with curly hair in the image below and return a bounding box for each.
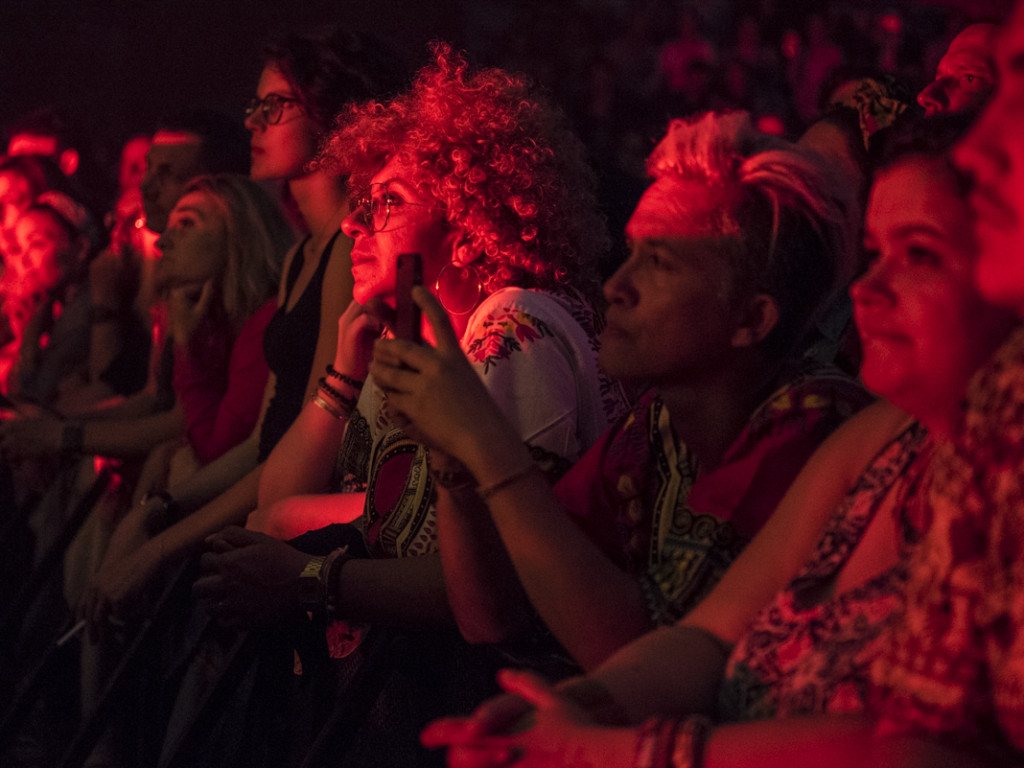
[193,44,628,766]
[249,42,627,538]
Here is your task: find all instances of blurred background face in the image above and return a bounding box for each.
[118,135,153,195]
[245,64,321,182]
[14,208,71,288]
[0,169,34,235]
[953,7,1024,318]
[141,130,203,234]
[852,156,1013,430]
[917,24,996,117]
[155,189,227,288]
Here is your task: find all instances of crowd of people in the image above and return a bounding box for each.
[0,0,1022,766]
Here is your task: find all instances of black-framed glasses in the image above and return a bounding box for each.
[244,93,302,125]
[353,182,433,234]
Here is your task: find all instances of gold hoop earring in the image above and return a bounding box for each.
[434,261,483,315]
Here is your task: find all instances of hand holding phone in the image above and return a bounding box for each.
[395,253,422,344]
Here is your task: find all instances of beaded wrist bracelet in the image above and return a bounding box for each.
[317,377,358,415]
[326,364,364,391]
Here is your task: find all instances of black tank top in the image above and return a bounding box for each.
[257,232,342,461]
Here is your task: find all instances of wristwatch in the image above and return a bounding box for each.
[140,489,181,535]
[298,556,327,607]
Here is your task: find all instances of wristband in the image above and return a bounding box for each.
[311,392,350,421]
[326,364,364,390]
[317,378,358,414]
[477,462,538,501]
[140,489,182,534]
[298,555,328,607]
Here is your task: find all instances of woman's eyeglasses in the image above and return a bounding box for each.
[244,94,302,125]
[353,182,433,234]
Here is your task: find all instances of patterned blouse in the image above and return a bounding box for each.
[870,327,1024,763]
[554,363,871,626]
[336,286,630,559]
[719,422,933,721]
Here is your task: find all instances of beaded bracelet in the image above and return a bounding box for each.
[317,377,358,414]
[326,364,364,391]
[477,462,538,501]
[318,376,347,402]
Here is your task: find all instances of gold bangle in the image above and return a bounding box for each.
[311,392,349,421]
[477,462,538,501]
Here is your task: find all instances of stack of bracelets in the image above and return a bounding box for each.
[311,364,363,421]
[634,716,712,768]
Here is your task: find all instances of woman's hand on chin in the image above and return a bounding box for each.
[168,278,215,345]
[332,299,385,382]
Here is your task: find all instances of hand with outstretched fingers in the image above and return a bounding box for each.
[422,669,617,768]
[78,542,161,642]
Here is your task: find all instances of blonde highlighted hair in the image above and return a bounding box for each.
[648,111,857,359]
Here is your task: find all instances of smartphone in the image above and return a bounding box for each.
[394,253,422,344]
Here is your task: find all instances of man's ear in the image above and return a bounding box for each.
[730,293,779,348]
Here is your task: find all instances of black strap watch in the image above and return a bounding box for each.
[298,556,327,607]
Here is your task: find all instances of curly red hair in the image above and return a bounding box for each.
[317,43,606,301]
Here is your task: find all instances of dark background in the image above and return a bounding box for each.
[0,0,1013,200]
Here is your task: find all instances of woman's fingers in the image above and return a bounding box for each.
[421,717,477,748]
[204,525,260,551]
[194,278,216,316]
[363,296,395,330]
[496,669,562,710]
[422,720,523,768]
[338,298,366,330]
[415,286,461,353]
